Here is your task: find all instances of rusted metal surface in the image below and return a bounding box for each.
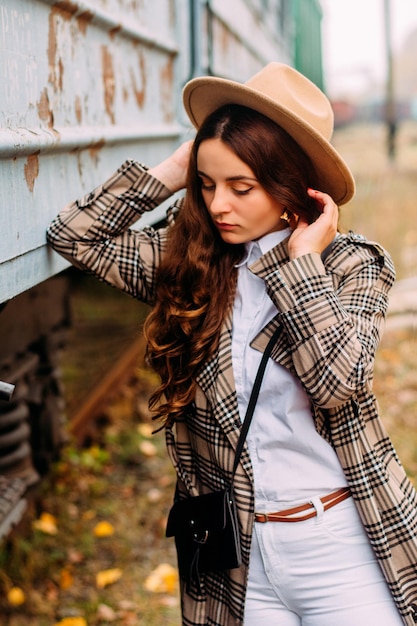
[0,0,182,304]
[0,0,301,305]
[206,0,292,80]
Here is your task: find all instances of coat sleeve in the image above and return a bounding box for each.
[253,236,395,408]
[46,160,174,304]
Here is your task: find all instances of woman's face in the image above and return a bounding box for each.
[196,138,286,244]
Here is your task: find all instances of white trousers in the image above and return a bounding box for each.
[244,495,403,625]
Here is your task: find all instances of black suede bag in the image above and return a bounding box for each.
[166,486,240,589]
[166,327,281,591]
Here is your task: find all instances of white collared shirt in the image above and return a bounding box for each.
[232,229,347,507]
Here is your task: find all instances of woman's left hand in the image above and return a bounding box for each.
[148,141,193,193]
[287,189,339,260]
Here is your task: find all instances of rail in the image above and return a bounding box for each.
[69,335,148,444]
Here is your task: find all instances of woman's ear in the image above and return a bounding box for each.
[281,210,298,229]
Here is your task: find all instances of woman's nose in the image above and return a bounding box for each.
[209,188,231,215]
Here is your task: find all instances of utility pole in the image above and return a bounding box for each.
[384,0,396,161]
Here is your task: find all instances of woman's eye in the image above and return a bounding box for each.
[200,181,215,191]
[233,187,253,195]
[199,180,253,194]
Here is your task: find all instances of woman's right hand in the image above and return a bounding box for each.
[149,140,193,193]
[288,189,338,260]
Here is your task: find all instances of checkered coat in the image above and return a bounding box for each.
[47,160,417,625]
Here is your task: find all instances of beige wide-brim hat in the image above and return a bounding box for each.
[183,63,355,205]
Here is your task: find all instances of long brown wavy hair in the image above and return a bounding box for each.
[143,104,320,428]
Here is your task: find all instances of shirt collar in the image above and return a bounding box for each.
[235,227,291,268]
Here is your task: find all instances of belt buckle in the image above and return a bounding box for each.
[255,513,268,523]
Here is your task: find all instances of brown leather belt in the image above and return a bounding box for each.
[255,487,351,523]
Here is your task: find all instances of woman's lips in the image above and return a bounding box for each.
[215,222,236,231]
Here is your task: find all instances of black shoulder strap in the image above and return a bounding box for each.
[231,325,282,478]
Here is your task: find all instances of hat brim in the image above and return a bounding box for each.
[183,77,355,205]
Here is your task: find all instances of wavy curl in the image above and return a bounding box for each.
[143,104,320,428]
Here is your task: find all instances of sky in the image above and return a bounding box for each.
[321,0,417,98]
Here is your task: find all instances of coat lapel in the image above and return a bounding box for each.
[195,310,240,430]
[249,238,294,371]
[195,310,255,480]
[250,316,293,371]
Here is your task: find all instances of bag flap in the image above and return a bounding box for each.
[166,490,229,537]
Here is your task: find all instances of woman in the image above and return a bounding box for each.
[47,63,417,625]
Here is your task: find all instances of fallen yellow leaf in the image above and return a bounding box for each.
[59,567,73,590]
[96,568,122,589]
[138,440,157,457]
[32,512,58,535]
[93,520,115,537]
[7,586,25,606]
[53,618,87,626]
[137,423,153,438]
[144,563,178,594]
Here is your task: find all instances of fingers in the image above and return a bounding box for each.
[307,188,339,226]
[288,189,338,260]
[172,141,193,170]
[149,142,193,192]
[307,188,338,212]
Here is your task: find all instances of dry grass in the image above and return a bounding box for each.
[334,121,417,481]
[336,121,417,280]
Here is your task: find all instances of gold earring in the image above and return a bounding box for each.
[280,210,291,224]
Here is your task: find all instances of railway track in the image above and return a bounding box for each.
[69,334,148,444]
